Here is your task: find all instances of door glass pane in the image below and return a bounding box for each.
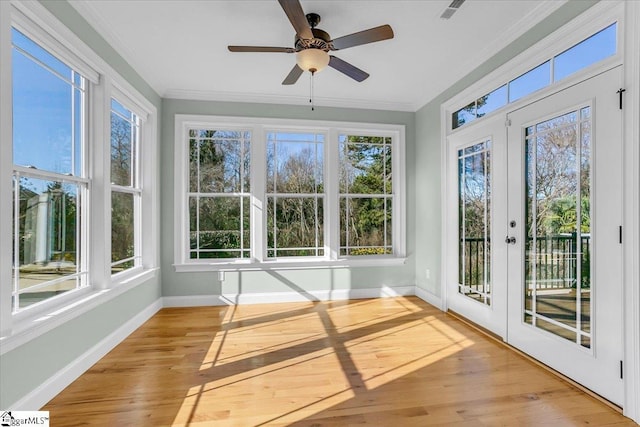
[458,140,491,305]
[524,107,591,348]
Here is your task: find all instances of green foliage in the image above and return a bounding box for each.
[543,196,590,234]
[188,131,393,258]
[340,136,392,254]
[350,247,389,255]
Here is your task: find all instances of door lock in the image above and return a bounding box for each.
[505,236,516,244]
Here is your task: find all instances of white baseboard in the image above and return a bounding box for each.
[415,286,443,310]
[10,299,163,410]
[163,286,415,306]
[162,295,228,307]
[209,285,415,305]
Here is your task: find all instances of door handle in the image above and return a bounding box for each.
[505,236,516,244]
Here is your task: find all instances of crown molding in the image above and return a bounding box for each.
[163,88,416,112]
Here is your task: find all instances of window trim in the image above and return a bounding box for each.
[174,115,406,272]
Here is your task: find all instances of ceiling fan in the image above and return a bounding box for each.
[228,0,394,85]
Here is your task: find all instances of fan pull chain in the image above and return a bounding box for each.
[310,70,315,111]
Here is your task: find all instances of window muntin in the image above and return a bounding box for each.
[110,98,142,274]
[266,132,324,258]
[11,28,88,311]
[188,129,251,259]
[339,135,392,256]
[451,22,618,130]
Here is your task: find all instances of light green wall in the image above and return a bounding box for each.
[413,0,599,298]
[0,280,161,408]
[0,0,162,408]
[161,99,416,297]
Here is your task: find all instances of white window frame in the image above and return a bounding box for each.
[101,80,157,288]
[187,127,252,260]
[9,11,92,314]
[0,0,159,352]
[265,129,326,259]
[174,115,406,272]
[109,93,144,276]
[338,132,395,257]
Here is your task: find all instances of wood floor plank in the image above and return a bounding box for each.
[43,297,635,426]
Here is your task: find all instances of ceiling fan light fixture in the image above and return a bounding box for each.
[296,48,329,73]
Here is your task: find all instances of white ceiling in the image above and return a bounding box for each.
[69,0,566,112]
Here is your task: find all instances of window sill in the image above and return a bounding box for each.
[173,257,407,272]
[0,268,159,355]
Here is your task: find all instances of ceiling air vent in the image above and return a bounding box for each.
[440,0,466,19]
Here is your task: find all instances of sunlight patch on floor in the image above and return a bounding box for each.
[171,298,475,426]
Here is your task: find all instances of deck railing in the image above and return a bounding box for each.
[460,234,590,291]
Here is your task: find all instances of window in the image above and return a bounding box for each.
[11,27,88,311]
[267,132,324,258]
[110,98,142,274]
[174,116,406,270]
[188,129,251,259]
[339,135,392,255]
[451,22,618,130]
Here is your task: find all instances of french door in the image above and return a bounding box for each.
[446,117,508,338]
[447,66,624,404]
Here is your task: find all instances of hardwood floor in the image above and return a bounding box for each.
[44,297,635,426]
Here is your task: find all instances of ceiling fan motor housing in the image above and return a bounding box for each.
[295,13,331,52]
[295,28,331,51]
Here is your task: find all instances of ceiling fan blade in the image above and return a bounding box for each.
[277,0,313,39]
[228,46,295,53]
[331,25,394,50]
[282,64,304,85]
[329,56,369,82]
